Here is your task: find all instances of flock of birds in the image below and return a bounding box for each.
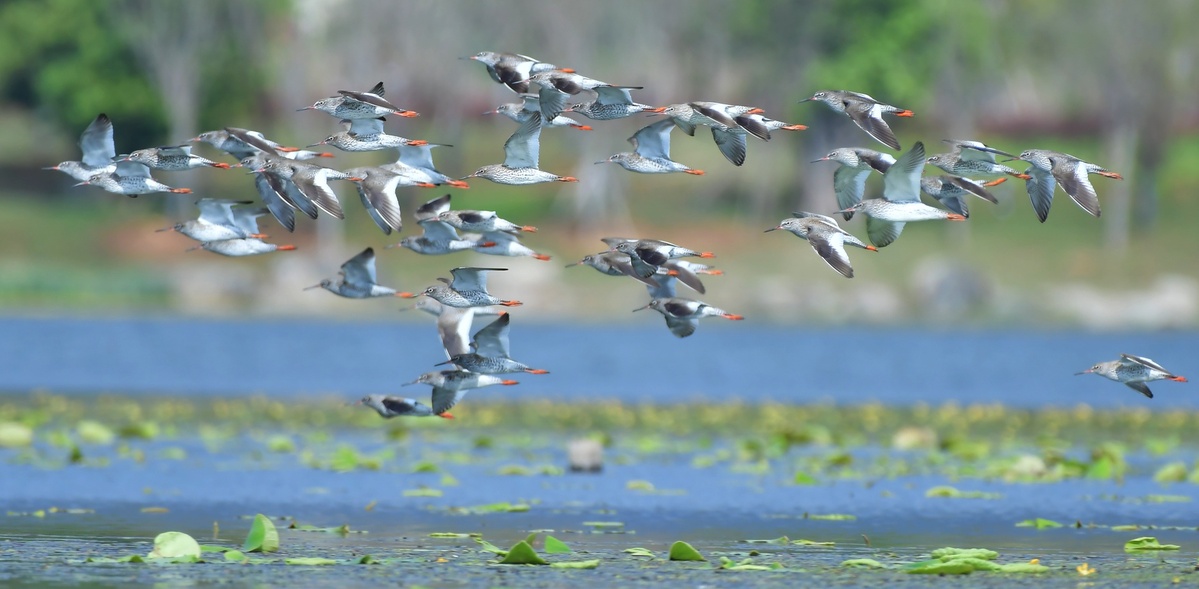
[45,51,1187,415]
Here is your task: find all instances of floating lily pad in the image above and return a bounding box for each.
[243,514,279,553]
[429,532,479,538]
[626,479,655,491]
[925,486,1002,499]
[744,536,789,545]
[793,539,835,546]
[1016,518,1063,529]
[140,507,169,514]
[75,421,115,445]
[473,537,508,556]
[292,524,356,535]
[357,555,379,564]
[998,562,1049,573]
[805,513,856,521]
[792,472,818,485]
[668,541,705,561]
[497,541,548,565]
[224,550,247,563]
[906,559,975,574]
[931,547,998,561]
[550,559,599,569]
[1124,536,1180,552]
[402,488,443,498]
[544,535,572,554]
[148,532,201,560]
[718,556,782,571]
[1153,462,1187,483]
[842,558,889,569]
[0,422,35,447]
[624,547,656,559]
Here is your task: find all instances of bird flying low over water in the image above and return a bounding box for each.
[158,198,266,243]
[634,297,744,338]
[766,212,877,279]
[1076,354,1187,399]
[436,313,550,375]
[402,370,520,418]
[418,267,523,309]
[305,247,413,299]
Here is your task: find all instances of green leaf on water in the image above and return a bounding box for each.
[266,435,295,453]
[805,513,856,521]
[473,537,508,556]
[457,501,530,514]
[550,559,600,569]
[841,558,889,568]
[924,486,1002,499]
[147,531,201,560]
[357,554,379,564]
[498,541,548,565]
[224,550,247,563]
[793,539,835,546]
[624,547,656,559]
[429,532,479,538]
[411,460,439,473]
[285,557,337,565]
[544,535,572,554]
[243,514,279,553]
[905,559,975,574]
[0,422,33,448]
[199,545,229,553]
[1145,494,1190,503]
[292,524,355,535]
[744,536,790,544]
[1124,536,1180,552]
[944,557,1000,571]
[583,521,624,528]
[931,547,998,561]
[1111,524,1142,531]
[626,479,655,491]
[718,556,781,571]
[1153,461,1188,483]
[668,541,705,561]
[792,471,818,485]
[1016,518,1063,529]
[76,420,115,445]
[998,562,1049,573]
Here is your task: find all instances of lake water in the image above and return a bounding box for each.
[2,315,1195,407]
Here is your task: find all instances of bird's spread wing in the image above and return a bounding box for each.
[1026,166,1057,222]
[882,141,925,202]
[1052,157,1101,218]
[630,119,674,160]
[450,267,505,292]
[866,217,906,248]
[595,85,634,106]
[80,114,116,168]
[348,117,385,135]
[503,112,542,168]
[846,101,900,150]
[341,247,377,286]
[471,313,511,358]
[253,174,296,232]
[430,387,468,415]
[833,165,872,214]
[808,228,854,278]
[437,307,474,358]
[1120,353,1170,373]
[418,219,460,241]
[415,194,452,221]
[711,127,747,166]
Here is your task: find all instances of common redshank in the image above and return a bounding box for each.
[919,175,998,217]
[926,140,1029,180]
[566,251,663,289]
[305,247,413,299]
[811,147,896,220]
[800,90,913,150]
[595,119,704,176]
[404,369,519,417]
[157,198,266,243]
[527,70,642,121]
[309,118,428,152]
[765,212,878,278]
[488,94,593,131]
[1011,149,1122,222]
[832,142,966,248]
[1076,354,1188,399]
[299,81,418,120]
[466,52,570,94]
[122,145,231,171]
[647,102,761,166]
[564,86,655,121]
[461,113,578,185]
[356,395,447,419]
[46,113,116,181]
[382,143,470,189]
[418,267,522,308]
[437,209,536,234]
[634,297,744,338]
[471,230,551,261]
[75,161,192,197]
[343,166,434,235]
[435,314,549,375]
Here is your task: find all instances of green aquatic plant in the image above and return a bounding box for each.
[841,558,889,568]
[1016,518,1063,529]
[717,556,783,571]
[75,420,114,445]
[805,513,856,521]
[0,422,33,447]
[148,531,201,561]
[498,541,548,565]
[668,541,705,561]
[1153,462,1188,483]
[243,514,279,553]
[623,547,656,559]
[550,559,599,569]
[925,485,1002,499]
[543,535,571,554]
[285,557,337,565]
[1124,537,1180,552]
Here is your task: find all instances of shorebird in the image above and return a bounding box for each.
[648,102,761,166]
[343,166,434,235]
[527,70,642,121]
[309,118,428,152]
[919,175,999,217]
[564,86,655,121]
[602,237,715,279]
[833,142,966,248]
[46,113,117,181]
[800,90,913,150]
[225,128,323,230]
[437,209,536,234]
[75,161,192,196]
[251,157,359,220]
[487,94,593,131]
[766,212,877,279]
[471,230,551,261]
[1010,149,1122,222]
[466,51,571,94]
[634,297,744,338]
[305,247,413,299]
[566,251,664,289]
[418,267,522,308]
[596,119,704,175]
[732,113,807,141]
[403,369,520,417]
[393,194,490,255]
[356,394,447,419]
[436,314,549,375]
[122,145,231,171]
[926,140,1029,180]
[461,113,578,185]
[195,207,297,257]
[158,198,267,242]
[194,128,331,161]
[1076,354,1188,399]
[811,147,896,220]
[298,81,418,120]
[382,143,470,188]
[417,302,506,359]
